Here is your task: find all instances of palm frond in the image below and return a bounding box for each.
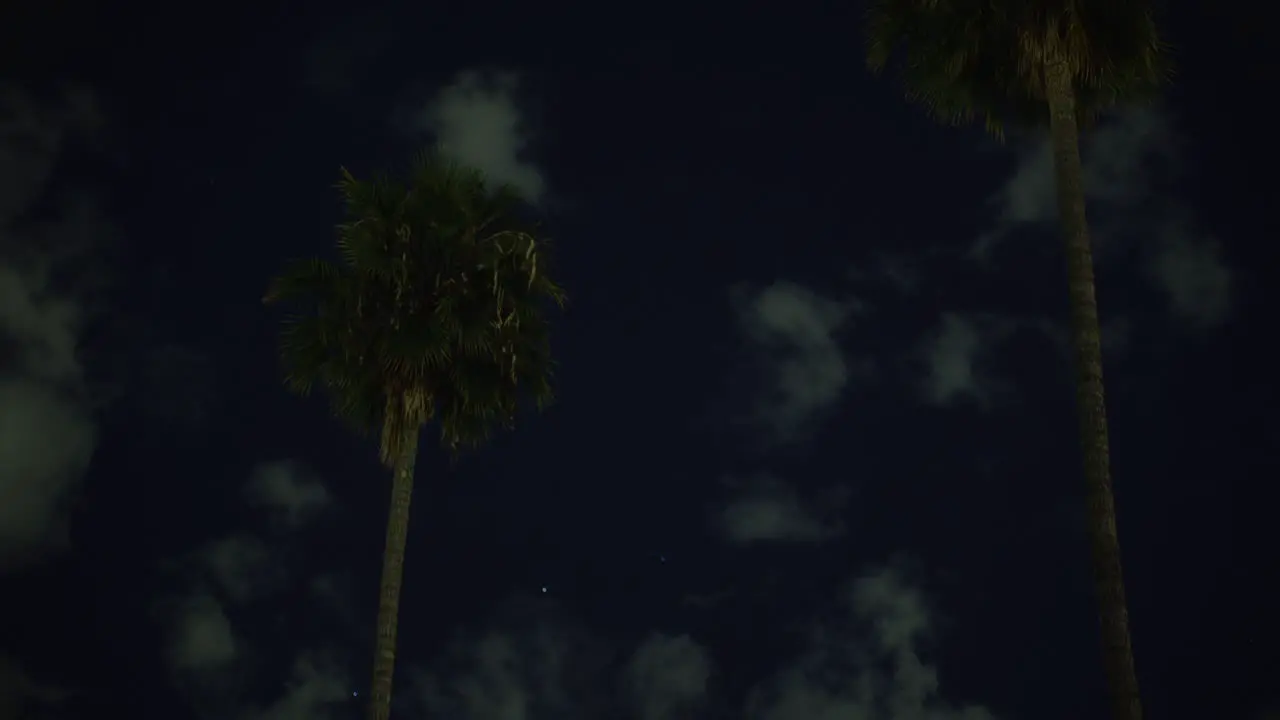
[265,148,565,467]
[865,0,1171,138]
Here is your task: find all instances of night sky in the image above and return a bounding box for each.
[1,2,1276,720]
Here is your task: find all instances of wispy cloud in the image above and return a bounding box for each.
[165,591,240,673]
[916,313,1020,409]
[732,281,863,443]
[746,568,997,720]
[401,569,991,720]
[408,600,704,720]
[1146,232,1232,331]
[161,461,349,720]
[403,70,546,205]
[242,656,351,720]
[246,460,332,529]
[408,599,613,720]
[202,534,282,603]
[625,634,712,720]
[0,85,107,573]
[977,107,1233,331]
[715,475,847,545]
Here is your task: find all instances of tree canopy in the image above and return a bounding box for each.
[864,0,1171,137]
[264,150,565,465]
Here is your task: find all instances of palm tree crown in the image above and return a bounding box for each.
[865,0,1170,137]
[264,150,565,465]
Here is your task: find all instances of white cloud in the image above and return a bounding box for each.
[411,608,613,720]
[164,464,351,719]
[977,107,1233,330]
[625,634,711,720]
[400,571,991,720]
[0,85,105,571]
[419,633,533,720]
[246,461,331,529]
[0,379,94,568]
[407,604,715,720]
[847,252,927,295]
[1030,314,1133,366]
[983,108,1171,239]
[203,534,281,603]
[918,313,1014,409]
[166,592,239,672]
[243,656,351,720]
[1147,231,1232,330]
[745,568,997,720]
[408,70,545,204]
[716,475,845,545]
[734,281,860,442]
[0,86,100,219]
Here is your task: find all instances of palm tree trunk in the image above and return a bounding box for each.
[1044,58,1143,720]
[367,429,419,720]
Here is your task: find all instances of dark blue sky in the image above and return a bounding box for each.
[1,2,1275,720]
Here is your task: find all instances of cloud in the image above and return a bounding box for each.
[408,599,714,720]
[166,592,240,673]
[745,568,997,720]
[246,461,331,529]
[410,603,613,720]
[0,85,106,572]
[0,379,94,568]
[624,634,711,720]
[400,569,992,720]
[1146,231,1232,330]
[982,108,1172,241]
[917,313,1015,409]
[163,463,351,720]
[242,656,351,720]
[405,70,545,204]
[733,281,861,442]
[977,107,1232,330]
[202,534,281,603]
[0,85,101,219]
[847,250,939,297]
[417,633,534,720]
[1030,314,1133,366]
[716,475,846,545]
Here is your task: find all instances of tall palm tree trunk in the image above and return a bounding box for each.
[367,431,420,720]
[1044,58,1143,720]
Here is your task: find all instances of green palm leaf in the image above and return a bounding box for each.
[265,148,564,463]
[866,0,1171,138]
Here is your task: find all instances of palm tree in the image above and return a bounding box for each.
[864,3,1168,720]
[263,150,565,720]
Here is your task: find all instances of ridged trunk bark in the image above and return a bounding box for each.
[367,428,419,720]
[1043,58,1143,720]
